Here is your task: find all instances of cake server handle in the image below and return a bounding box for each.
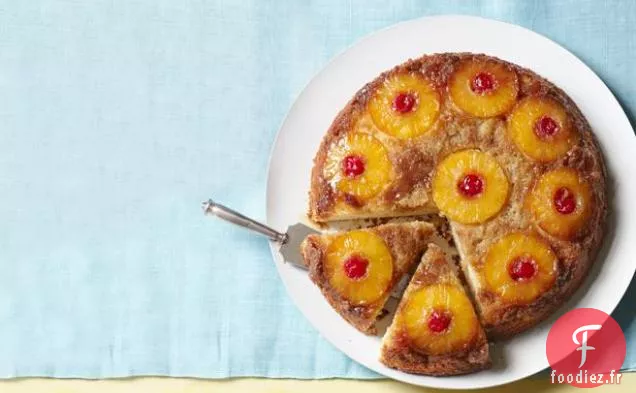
[202,199,288,244]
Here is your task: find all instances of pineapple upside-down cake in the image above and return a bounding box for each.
[302,53,607,376]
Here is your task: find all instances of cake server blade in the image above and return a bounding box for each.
[202,199,317,268]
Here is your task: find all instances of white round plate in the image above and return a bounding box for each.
[266,15,636,389]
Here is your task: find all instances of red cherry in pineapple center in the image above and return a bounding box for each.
[392,92,417,114]
[342,154,365,178]
[553,187,576,214]
[428,310,452,333]
[471,72,496,94]
[534,116,560,138]
[457,173,484,198]
[508,256,537,281]
[343,255,369,280]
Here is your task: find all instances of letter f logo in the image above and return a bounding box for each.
[572,324,602,368]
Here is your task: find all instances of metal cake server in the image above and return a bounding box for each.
[202,199,318,268]
[202,199,411,299]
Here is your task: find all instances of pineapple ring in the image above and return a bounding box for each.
[324,230,394,305]
[368,73,440,139]
[432,150,510,224]
[484,233,557,304]
[508,96,577,162]
[402,284,479,355]
[449,59,519,117]
[324,132,393,201]
[527,168,592,239]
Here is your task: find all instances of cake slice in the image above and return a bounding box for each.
[380,244,490,375]
[300,221,435,334]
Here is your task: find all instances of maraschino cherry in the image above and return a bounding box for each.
[392,92,417,114]
[342,155,365,178]
[343,255,369,280]
[509,257,537,281]
[458,173,484,198]
[471,72,496,95]
[428,310,452,333]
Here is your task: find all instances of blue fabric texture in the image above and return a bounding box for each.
[0,0,634,379]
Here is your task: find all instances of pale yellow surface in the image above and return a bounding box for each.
[0,376,633,392]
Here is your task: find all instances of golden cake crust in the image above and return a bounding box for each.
[301,221,435,334]
[380,245,490,376]
[308,53,607,338]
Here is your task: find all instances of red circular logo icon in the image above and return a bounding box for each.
[546,308,626,388]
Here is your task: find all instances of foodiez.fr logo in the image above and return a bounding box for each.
[546,308,626,388]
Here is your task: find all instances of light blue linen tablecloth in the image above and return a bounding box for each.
[0,0,634,379]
